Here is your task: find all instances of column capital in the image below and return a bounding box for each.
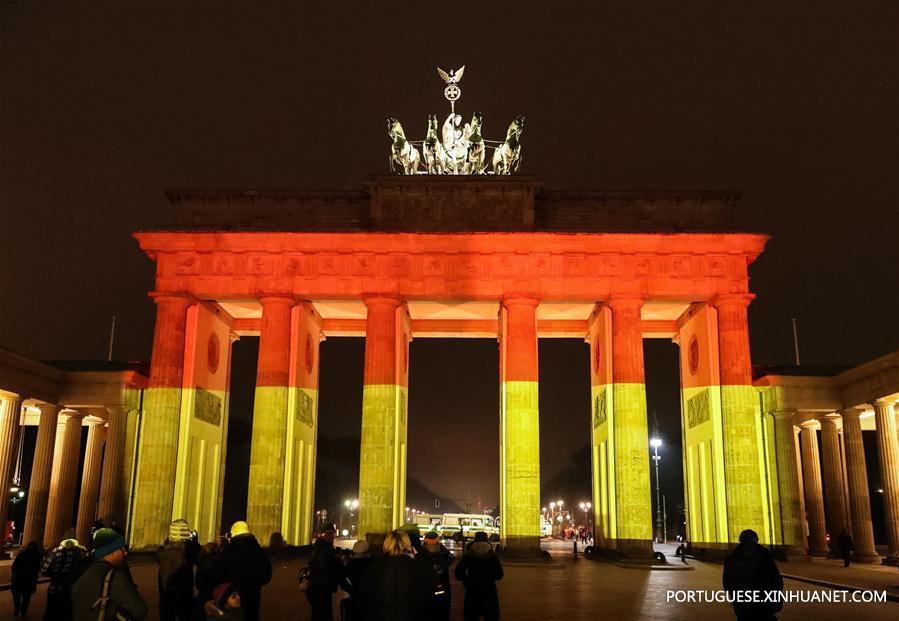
[799,419,821,430]
[501,296,539,308]
[872,398,897,408]
[36,402,62,415]
[257,294,296,306]
[362,295,403,309]
[149,291,195,306]
[839,407,866,418]
[771,408,798,420]
[712,293,755,308]
[604,295,645,309]
[819,414,842,428]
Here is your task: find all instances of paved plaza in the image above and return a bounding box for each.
[3,542,897,620]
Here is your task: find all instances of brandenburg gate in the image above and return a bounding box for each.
[130,175,772,556]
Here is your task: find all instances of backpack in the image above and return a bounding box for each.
[90,568,131,621]
[298,565,312,592]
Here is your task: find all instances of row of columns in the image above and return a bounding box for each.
[783,403,899,563]
[0,397,128,549]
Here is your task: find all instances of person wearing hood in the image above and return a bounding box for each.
[360,529,436,621]
[210,521,271,621]
[453,531,503,621]
[304,523,344,621]
[70,528,147,621]
[340,539,372,621]
[10,540,41,617]
[157,519,201,621]
[723,529,784,620]
[41,530,87,621]
[204,582,243,620]
[417,531,454,621]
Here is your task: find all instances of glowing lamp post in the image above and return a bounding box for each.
[650,437,663,543]
[578,501,592,526]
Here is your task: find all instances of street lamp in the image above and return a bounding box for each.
[578,501,591,526]
[650,437,663,543]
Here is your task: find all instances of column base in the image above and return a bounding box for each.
[849,553,883,564]
[881,555,899,566]
[499,535,544,559]
[771,544,810,562]
[593,538,654,561]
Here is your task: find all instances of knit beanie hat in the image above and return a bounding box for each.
[169,519,191,542]
[424,531,440,544]
[230,521,250,538]
[213,582,239,609]
[93,528,126,559]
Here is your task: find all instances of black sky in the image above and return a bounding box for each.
[2,1,897,516]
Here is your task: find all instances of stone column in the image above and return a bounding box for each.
[357,297,410,540]
[22,403,60,545]
[873,399,899,563]
[247,296,295,544]
[97,406,127,528]
[772,410,807,557]
[713,294,765,541]
[45,412,86,546]
[0,396,24,523]
[841,409,879,562]
[820,416,850,546]
[799,424,828,556]
[607,296,653,556]
[130,293,192,549]
[499,297,542,553]
[76,421,107,544]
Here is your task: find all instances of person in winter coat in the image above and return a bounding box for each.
[10,540,41,617]
[417,531,454,621]
[204,582,243,620]
[723,529,784,620]
[305,523,344,621]
[837,529,854,567]
[194,540,223,621]
[41,530,87,621]
[340,540,372,621]
[70,528,147,621]
[157,519,201,621]
[359,529,436,621]
[453,531,503,621]
[210,521,271,621]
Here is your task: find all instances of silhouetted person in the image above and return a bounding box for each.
[157,519,200,621]
[304,523,343,621]
[70,528,147,620]
[11,541,41,617]
[194,540,223,621]
[837,529,854,567]
[723,529,783,621]
[360,530,435,621]
[340,540,372,621]
[41,531,87,621]
[211,521,271,621]
[417,531,454,621]
[454,531,503,621]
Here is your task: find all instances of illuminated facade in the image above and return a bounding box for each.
[130,176,774,556]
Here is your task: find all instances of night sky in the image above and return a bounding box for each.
[2,3,897,525]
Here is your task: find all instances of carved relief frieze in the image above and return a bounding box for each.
[593,388,607,429]
[193,388,222,426]
[295,390,314,428]
[687,389,711,429]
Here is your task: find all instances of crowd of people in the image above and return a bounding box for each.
[303,523,504,621]
[8,518,271,621]
[6,517,880,621]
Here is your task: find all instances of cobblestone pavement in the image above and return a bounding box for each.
[2,543,897,620]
